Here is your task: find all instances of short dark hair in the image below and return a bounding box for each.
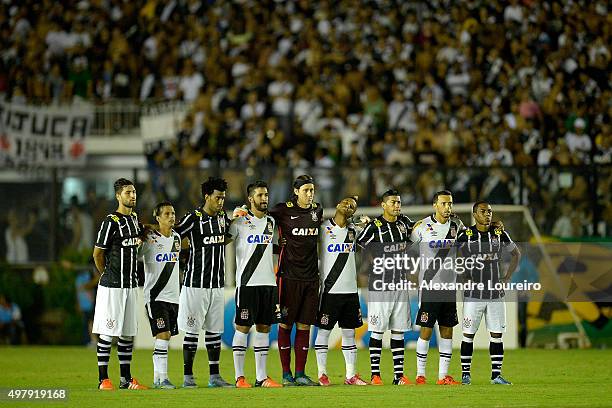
[201,177,228,198]
[433,190,453,203]
[293,174,315,189]
[114,178,134,194]
[247,180,268,197]
[382,189,400,202]
[472,200,490,213]
[153,201,173,218]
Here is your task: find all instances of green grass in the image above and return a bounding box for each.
[0,347,610,407]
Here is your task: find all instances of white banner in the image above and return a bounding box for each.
[140,102,187,152]
[0,101,93,167]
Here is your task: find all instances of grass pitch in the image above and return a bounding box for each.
[1,347,610,407]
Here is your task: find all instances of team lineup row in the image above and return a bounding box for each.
[91,175,520,390]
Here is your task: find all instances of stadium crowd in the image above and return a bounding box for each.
[2,0,610,165]
[0,0,611,262]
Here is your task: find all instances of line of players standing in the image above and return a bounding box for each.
[91,175,519,390]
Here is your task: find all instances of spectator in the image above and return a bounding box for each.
[66,196,94,252]
[4,209,35,264]
[74,266,96,346]
[564,118,592,162]
[66,56,92,101]
[178,59,204,102]
[0,294,24,344]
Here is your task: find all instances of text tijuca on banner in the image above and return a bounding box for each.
[0,101,93,167]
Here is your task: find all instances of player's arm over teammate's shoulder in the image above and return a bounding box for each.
[174,210,196,236]
[398,213,414,227]
[454,227,471,257]
[226,216,240,244]
[268,201,289,219]
[356,217,379,247]
[453,215,467,232]
[409,218,424,244]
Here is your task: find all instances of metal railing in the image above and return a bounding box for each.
[90,99,188,136]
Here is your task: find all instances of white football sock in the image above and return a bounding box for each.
[253,331,270,382]
[438,338,453,380]
[314,329,331,377]
[232,331,248,380]
[416,337,430,377]
[341,329,357,379]
[153,338,169,382]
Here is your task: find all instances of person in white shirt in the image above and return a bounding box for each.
[226,181,282,388]
[564,118,592,161]
[410,190,464,386]
[140,202,181,389]
[179,60,204,102]
[313,196,368,386]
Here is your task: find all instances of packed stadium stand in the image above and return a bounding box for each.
[0,0,610,263]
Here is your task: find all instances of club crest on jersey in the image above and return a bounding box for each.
[174,239,181,251]
[420,312,428,323]
[275,304,282,320]
[398,224,407,234]
[106,319,115,329]
[450,226,457,238]
[320,314,329,326]
[311,211,318,222]
[187,316,196,327]
[157,318,166,329]
[267,220,273,233]
[240,309,249,320]
[219,216,225,229]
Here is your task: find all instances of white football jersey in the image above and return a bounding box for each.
[319,219,359,294]
[140,230,181,304]
[228,212,276,287]
[410,215,465,285]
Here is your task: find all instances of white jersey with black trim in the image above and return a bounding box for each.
[228,211,276,287]
[319,219,359,294]
[140,230,181,305]
[410,215,465,286]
